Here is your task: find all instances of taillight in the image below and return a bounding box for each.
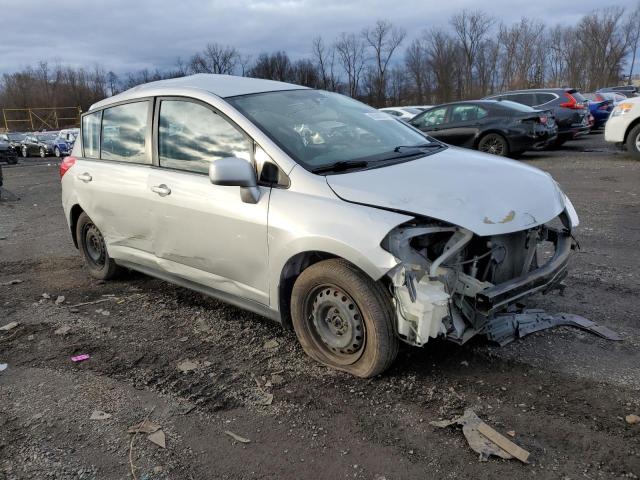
[59,156,76,178]
[559,93,585,110]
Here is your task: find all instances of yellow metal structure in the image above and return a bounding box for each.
[1,106,81,131]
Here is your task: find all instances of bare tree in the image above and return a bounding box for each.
[312,36,338,91]
[450,10,495,97]
[404,39,430,104]
[189,43,239,74]
[626,2,640,83]
[335,33,366,97]
[362,20,406,106]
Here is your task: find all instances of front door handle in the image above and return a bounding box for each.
[76,172,92,183]
[151,184,171,197]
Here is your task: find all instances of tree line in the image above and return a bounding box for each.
[1,5,639,120]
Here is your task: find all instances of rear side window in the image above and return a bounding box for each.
[450,105,488,122]
[535,93,556,105]
[100,101,149,163]
[82,111,101,159]
[158,100,252,174]
[505,93,536,106]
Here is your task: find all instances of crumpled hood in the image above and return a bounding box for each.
[326,147,566,236]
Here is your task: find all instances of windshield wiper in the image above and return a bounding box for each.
[393,143,442,152]
[312,160,369,174]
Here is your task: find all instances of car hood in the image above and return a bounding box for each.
[325,147,566,236]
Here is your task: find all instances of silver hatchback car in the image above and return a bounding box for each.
[61,74,580,377]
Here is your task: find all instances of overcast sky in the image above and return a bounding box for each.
[1,0,636,75]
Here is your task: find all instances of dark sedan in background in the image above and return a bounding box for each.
[484,88,589,145]
[408,100,557,157]
[0,136,18,164]
[20,132,71,158]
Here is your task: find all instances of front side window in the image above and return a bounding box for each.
[158,100,252,174]
[82,111,101,159]
[228,90,436,171]
[101,101,149,163]
[414,107,448,128]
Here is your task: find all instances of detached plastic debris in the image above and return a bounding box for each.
[0,321,19,331]
[71,354,90,362]
[431,409,530,463]
[0,363,8,372]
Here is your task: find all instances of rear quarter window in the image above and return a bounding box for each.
[82,111,101,159]
[535,93,557,105]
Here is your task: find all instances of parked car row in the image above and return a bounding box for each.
[0,128,79,162]
[379,84,639,158]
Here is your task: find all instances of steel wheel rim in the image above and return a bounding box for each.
[304,284,366,365]
[480,136,504,155]
[83,223,106,268]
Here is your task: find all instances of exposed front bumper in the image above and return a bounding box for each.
[475,227,572,315]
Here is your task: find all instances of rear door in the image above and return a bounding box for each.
[146,97,270,305]
[73,100,156,264]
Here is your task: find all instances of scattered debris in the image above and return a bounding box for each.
[71,354,90,362]
[0,279,22,286]
[128,419,161,434]
[270,374,285,386]
[256,392,274,406]
[625,414,640,425]
[54,295,66,305]
[148,430,166,448]
[95,308,110,316]
[224,430,251,443]
[507,430,516,437]
[41,293,51,299]
[0,321,19,332]
[0,363,7,372]
[431,409,530,463]
[128,407,157,480]
[90,410,112,420]
[460,360,469,367]
[263,339,279,350]
[54,325,72,336]
[69,298,112,308]
[177,359,199,373]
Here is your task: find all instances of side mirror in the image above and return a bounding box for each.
[209,157,260,204]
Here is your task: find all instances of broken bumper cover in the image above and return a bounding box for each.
[475,228,572,315]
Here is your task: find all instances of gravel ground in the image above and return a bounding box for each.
[1,132,639,479]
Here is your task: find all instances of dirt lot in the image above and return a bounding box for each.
[1,133,639,480]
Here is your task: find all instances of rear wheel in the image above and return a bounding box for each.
[478,133,509,157]
[626,124,640,160]
[291,259,398,378]
[76,212,122,280]
[21,146,28,158]
[39,147,46,158]
[54,147,61,158]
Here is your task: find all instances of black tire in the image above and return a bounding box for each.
[477,133,510,157]
[54,147,61,158]
[39,147,46,158]
[626,124,640,160]
[21,146,28,158]
[291,259,398,378]
[76,212,122,280]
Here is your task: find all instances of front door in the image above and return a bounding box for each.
[147,98,270,305]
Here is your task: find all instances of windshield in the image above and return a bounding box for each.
[36,133,57,141]
[227,90,436,171]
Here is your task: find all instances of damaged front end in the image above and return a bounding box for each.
[382,211,617,347]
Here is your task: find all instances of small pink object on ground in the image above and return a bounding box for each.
[71,354,90,362]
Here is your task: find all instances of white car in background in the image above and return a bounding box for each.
[604,97,640,159]
[378,107,424,121]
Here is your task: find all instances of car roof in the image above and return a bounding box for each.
[424,100,502,108]
[90,74,308,111]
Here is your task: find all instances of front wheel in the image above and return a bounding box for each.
[22,146,28,158]
[291,259,398,378]
[626,124,640,160]
[39,147,46,158]
[76,212,122,280]
[477,133,510,157]
[54,147,61,158]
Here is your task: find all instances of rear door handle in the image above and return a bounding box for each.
[76,172,92,183]
[151,184,171,196]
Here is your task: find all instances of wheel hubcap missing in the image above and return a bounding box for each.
[309,286,364,358]
[84,224,106,267]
